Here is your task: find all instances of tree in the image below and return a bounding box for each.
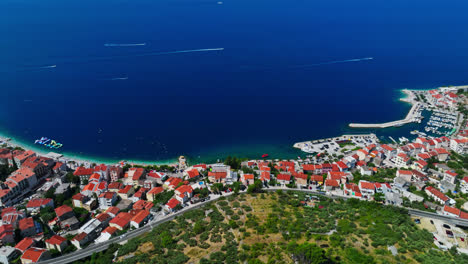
[247,180,263,194]
[374,193,385,202]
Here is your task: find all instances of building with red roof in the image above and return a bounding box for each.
[442,205,461,218]
[133,200,154,211]
[21,247,50,263]
[358,181,375,197]
[461,176,468,194]
[72,193,89,208]
[1,207,25,228]
[130,210,150,229]
[98,191,118,209]
[164,177,183,190]
[175,185,194,203]
[147,187,164,202]
[108,182,123,191]
[276,174,291,186]
[74,167,94,182]
[124,167,146,185]
[6,168,38,196]
[0,224,14,244]
[240,174,255,186]
[55,205,74,221]
[26,198,54,212]
[15,237,36,253]
[96,226,118,243]
[324,179,339,191]
[117,185,135,199]
[260,171,271,182]
[45,235,68,252]
[185,169,200,179]
[19,217,36,237]
[110,166,123,182]
[109,212,133,230]
[71,232,89,249]
[105,206,120,217]
[165,198,180,212]
[133,187,148,201]
[14,150,36,165]
[207,171,228,183]
[425,186,451,205]
[395,153,410,167]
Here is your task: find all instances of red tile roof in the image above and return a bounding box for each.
[397,170,412,175]
[443,205,461,216]
[21,247,48,262]
[96,213,112,223]
[15,237,35,252]
[187,169,200,178]
[260,171,270,181]
[99,191,116,199]
[166,198,180,209]
[148,187,164,196]
[381,144,394,151]
[108,182,122,190]
[165,177,183,187]
[310,175,324,182]
[72,193,86,202]
[426,186,449,202]
[105,207,120,216]
[72,232,87,242]
[175,185,193,194]
[243,174,254,180]
[193,164,207,169]
[131,210,150,224]
[19,217,35,231]
[26,198,52,208]
[360,181,375,190]
[208,171,227,180]
[74,167,94,176]
[133,200,153,210]
[277,174,291,181]
[118,185,133,194]
[46,235,67,245]
[55,205,73,218]
[109,212,133,229]
[102,226,118,235]
[325,179,339,187]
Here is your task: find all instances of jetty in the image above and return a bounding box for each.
[349,90,423,128]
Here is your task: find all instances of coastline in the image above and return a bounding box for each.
[0,131,178,166]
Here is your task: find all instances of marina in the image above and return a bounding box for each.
[423,109,458,136]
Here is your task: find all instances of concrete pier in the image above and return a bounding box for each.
[349,90,422,128]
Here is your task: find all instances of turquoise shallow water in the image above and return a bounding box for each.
[0,0,467,163]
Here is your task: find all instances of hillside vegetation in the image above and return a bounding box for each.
[78,191,468,264]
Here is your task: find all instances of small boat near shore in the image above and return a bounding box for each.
[34,137,63,149]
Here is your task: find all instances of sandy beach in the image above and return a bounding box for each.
[0,132,177,167]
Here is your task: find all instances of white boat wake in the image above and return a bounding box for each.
[292,57,373,68]
[141,48,224,57]
[110,77,129,80]
[37,65,57,69]
[104,43,147,47]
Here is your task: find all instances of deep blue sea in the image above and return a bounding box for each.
[1,0,467,163]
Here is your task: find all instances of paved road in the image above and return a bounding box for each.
[40,194,229,264]
[39,188,468,263]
